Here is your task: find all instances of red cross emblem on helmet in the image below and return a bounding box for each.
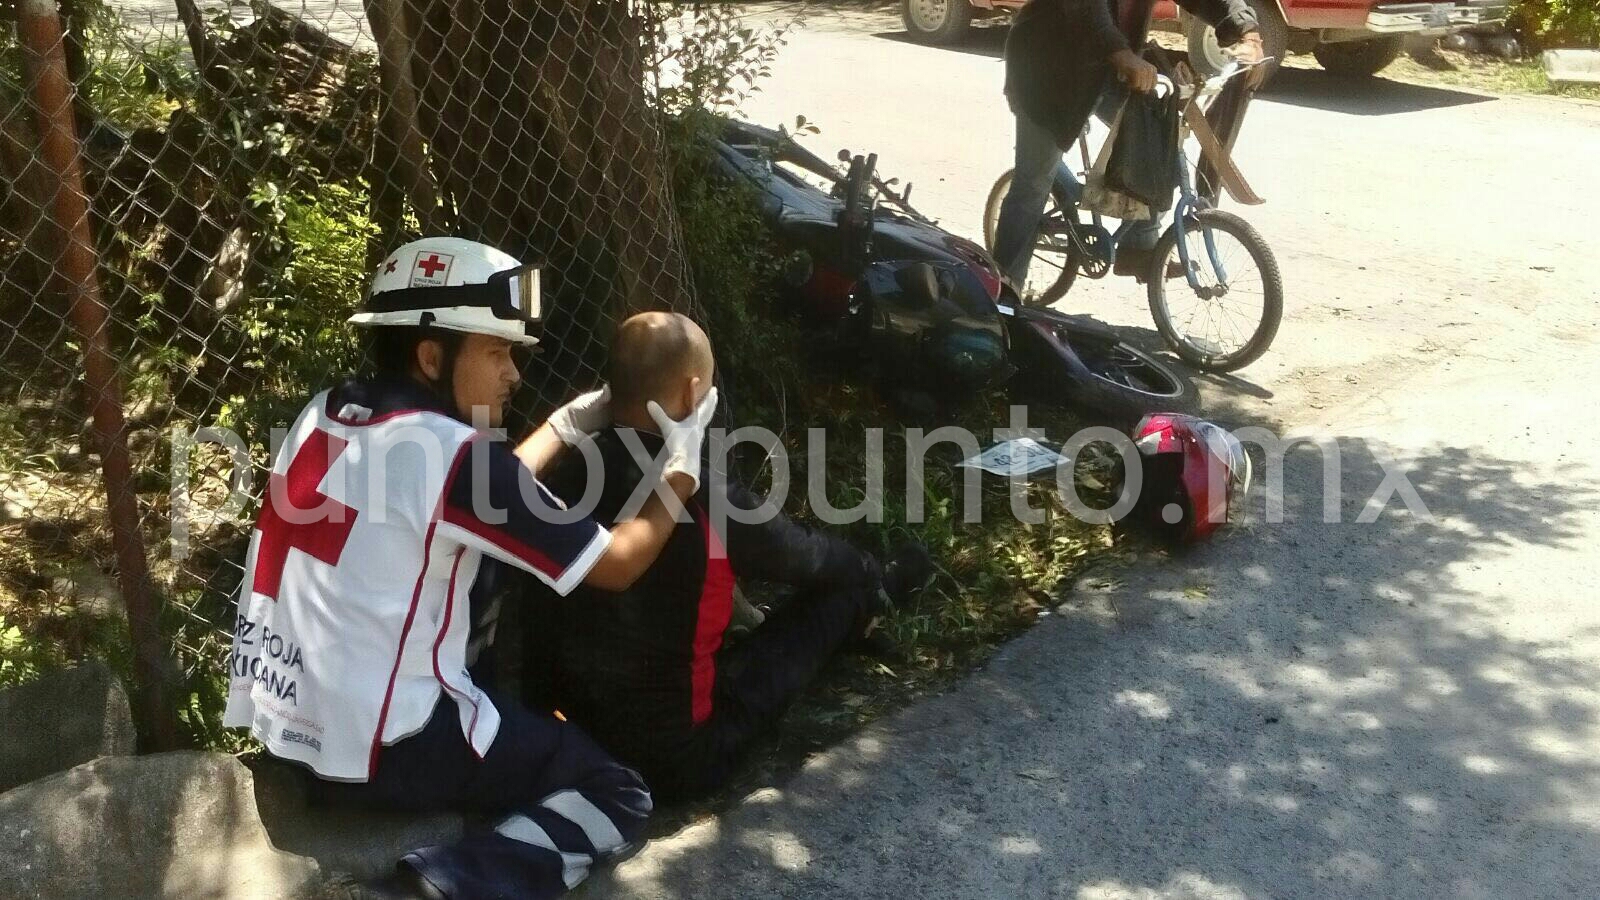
[410,251,454,287]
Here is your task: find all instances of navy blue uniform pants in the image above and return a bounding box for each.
[310,693,651,899]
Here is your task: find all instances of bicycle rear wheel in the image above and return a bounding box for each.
[1147,208,1282,373]
[983,169,1080,304]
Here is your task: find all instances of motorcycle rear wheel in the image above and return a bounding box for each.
[1007,308,1194,421]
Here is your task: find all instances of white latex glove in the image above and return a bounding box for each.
[647,387,719,491]
[548,385,611,446]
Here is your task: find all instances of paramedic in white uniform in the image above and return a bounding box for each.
[225,237,716,899]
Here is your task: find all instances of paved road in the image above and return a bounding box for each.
[585,6,1600,900]
[117,3,1600,896]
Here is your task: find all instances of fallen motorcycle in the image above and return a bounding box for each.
[710,118,1192,420]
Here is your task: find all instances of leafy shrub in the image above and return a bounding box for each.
[1511,0,1600,49]
[652,3,799,412]
[214,183,376,443]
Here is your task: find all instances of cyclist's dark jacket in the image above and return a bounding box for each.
[527,427,877,770]
[1006,0,1258,145]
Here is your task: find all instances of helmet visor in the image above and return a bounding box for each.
[1194,421,1251,519]
[491,262,542,324]
[363,262,543,329]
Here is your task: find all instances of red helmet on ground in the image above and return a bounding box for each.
[1132,413,1252,541]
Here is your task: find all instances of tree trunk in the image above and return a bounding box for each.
[57,0,95,137]
[364,0,442,263]
[377,0,694,408]
[0,107,57,319]
[171,0,220,83]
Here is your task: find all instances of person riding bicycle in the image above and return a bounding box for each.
[225,236,718,899]
[992,0,1265,291]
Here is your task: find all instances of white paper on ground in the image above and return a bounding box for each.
[956,438,1067,478]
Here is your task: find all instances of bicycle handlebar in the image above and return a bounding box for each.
[1184,58,1272,101]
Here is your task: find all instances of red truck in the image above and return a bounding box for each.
[901,0,1509,77]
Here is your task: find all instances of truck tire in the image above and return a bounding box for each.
[1313,36,1405,76]
[902,0,973,45]
[1186,0,1288,82]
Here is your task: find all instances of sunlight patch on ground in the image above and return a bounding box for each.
[739,829,813,871]
[1112,689,1173,720]
[1459,754,1506,775]
[1074,872,1250,900]
[1312,849,1383,883]
[611,819,723,887]
[1401,794,1440,816]
[998,835,1042,855]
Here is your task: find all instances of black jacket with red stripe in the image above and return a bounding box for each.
[526,427,877,767]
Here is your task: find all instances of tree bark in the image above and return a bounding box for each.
[56,0,95,136]
[365,0,442,258]
[170,0,219,82]
[377,0,694,406]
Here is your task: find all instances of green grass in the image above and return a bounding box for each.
[1381,49,1600,101]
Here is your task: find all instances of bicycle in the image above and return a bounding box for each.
[982,61,1283,374]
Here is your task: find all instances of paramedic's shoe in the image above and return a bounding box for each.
[368,869,446,900]
[321,867,446,900]
[601,838,648,869]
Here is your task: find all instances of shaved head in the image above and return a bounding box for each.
[607,312,714,422]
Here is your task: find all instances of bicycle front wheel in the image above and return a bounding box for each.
[1147,209,1283,373]
[983,169,1080,305]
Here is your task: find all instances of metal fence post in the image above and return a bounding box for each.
[15,0,181,751]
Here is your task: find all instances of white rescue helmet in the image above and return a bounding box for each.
[349,237,543,345]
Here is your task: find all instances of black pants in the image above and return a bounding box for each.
[308,693,650,899]
[640,583,875,801]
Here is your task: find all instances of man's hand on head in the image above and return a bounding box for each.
[648,383,719,494]
[583,385,720,593]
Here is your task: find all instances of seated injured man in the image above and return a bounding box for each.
[529,312,932,801]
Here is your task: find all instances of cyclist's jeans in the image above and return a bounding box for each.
[993,106,1163,288]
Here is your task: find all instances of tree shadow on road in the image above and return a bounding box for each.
[868,25,1494,118]
[1260,66,1493,116]
[871,25,1008,60]
[585,433,1600,898]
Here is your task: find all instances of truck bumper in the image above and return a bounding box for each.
[1366,1,1508,34]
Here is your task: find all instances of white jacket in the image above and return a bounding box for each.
[224,387,609,781]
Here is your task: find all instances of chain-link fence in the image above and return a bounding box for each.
[1,0,736,748]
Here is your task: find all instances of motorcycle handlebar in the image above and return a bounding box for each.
[839,152,877,262]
